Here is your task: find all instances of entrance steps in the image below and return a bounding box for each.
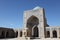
[17,37,60,40]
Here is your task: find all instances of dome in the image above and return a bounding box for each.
[33,6,41,10]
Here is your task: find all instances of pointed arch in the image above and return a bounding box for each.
[53,30,57,38]
[27,15,39,37]
[27,15,39,28]
[1,31,5,38]
[46,31,50,38]
[32,26,39,37]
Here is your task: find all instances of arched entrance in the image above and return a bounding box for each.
[53,30,57,38]
[27,15,39,37]
[32,26,39,37]
[46,31,50,38]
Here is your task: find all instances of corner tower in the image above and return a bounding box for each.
[23,6,48,38]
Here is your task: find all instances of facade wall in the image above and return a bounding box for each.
[46,27,60,38]
[0,28,15,38]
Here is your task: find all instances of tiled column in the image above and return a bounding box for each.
[24,28,27,37]
[57,28,60,38]
[18,29,20,38]
[50,28,53,38]
[22,29,25,37]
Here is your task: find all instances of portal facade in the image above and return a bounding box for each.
[23,6,49,38]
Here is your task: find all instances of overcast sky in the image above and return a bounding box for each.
[0,0,60,29]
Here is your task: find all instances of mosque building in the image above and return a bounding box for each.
[0,6,60,40]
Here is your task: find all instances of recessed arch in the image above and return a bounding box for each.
[1,31,5,38]
[27,15,39,28]
[27,15,39,37]
[46,31,50,38]
[32,26,39,37]
[53,30,57,38]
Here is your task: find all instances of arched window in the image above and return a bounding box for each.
[46,31,50,38]
[53,30,57,38]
